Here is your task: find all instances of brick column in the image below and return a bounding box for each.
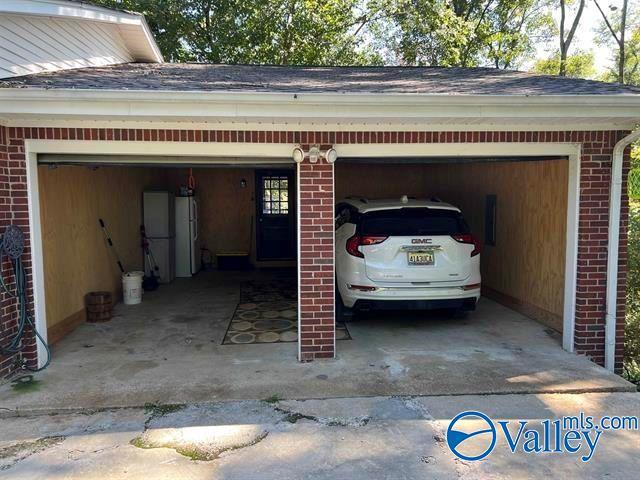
[297,154,335,360]
[0,124,13,378]
[574,131,630,371]
[0,126,36,377]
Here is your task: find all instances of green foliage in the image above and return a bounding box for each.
[90,0,381,65]
[371,0,554,68]
[593,1,640,84]
[263,394,282,404]
[531,50,596,78]
[93,0,555,69]
[599,28,640,86]
[629,169,640,199]
[626,145,640,385]
[626,200,640,379]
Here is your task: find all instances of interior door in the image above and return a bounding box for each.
[256,170,296,260]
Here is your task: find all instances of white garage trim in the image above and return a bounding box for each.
[26,140,295,159]
[25,139,581,368]
[335,142,581,354]
[25,150,47,368]
[24,139,296,368]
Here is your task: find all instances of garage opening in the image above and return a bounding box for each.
[36,158,302,355]
[335,156,569,338]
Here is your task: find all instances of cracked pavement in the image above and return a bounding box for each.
[1,392,639,479]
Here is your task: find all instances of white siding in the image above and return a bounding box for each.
[0,14,134,78]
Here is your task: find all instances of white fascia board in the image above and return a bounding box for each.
[136,17,164,62]
[1,89,639,129]
[1,0,143,25]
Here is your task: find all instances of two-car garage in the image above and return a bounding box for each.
[0,128,632,410]
[33,142,573,366]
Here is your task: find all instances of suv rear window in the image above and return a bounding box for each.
[359,208,470,236]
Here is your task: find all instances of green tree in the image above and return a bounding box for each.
[599,25,640,86]
[531,49,596,77]
[484,0,555,69]
[620,28,640,85]
[91,0,381,65]
[593,0,638,84]
[371,0,554,68]
[558,0,585,76]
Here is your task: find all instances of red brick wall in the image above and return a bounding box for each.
[298,157,335,360]
[0,125,36,378]
[574,131,629,369]
[0,127,631,374]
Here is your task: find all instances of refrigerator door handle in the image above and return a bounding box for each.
[192,199,198,241]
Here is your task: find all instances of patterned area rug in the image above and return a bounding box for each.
[223,278,351,344]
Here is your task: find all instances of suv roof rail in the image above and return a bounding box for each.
[429,196,442,202]
[346,196,368,203]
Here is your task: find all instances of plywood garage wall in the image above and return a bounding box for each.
[38,165,168,343]
[336,159,568,331]
[167,168,256,263]
[167,168,295,267]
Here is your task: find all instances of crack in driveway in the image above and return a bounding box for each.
[0,436,66,470]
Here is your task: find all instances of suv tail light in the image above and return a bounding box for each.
[452,234,481,257]
[346,235,388,258]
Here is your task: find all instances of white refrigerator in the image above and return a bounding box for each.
[143,191,176,283]
[175,196,199,277]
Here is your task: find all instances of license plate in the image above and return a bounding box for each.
[407,251,434,265]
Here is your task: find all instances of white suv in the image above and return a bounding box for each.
[335,196,481,320]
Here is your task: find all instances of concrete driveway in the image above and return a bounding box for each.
[1,392,639,479]
[0,272,633,415]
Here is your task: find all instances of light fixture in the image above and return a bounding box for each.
[292,145,338,164]
[240,178,247,188]
[325,148,338,164]
[292,146,304,164]
[308,145,321,163]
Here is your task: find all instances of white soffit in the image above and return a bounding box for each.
[0,0,162,78]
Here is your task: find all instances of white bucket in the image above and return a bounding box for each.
[122,271,144,305]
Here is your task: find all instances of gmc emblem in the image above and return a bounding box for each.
[411,239,432,244]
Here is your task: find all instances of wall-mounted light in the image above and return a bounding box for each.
[292,146,305,164]
[308,145,321,163]
[325,148,338,164]
[240,178,247,188]
[291,145,339,164]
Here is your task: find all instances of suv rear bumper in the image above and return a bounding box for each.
[339,282,481,308]
[352,297,478,312]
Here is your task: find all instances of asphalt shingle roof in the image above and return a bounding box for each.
[2,63,640,95]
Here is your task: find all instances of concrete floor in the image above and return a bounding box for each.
[1,392,639,479]
[0,271,633,415]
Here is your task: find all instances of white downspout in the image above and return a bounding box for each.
[605,128,640,371]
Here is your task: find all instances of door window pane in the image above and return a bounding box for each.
[262,176,289,215]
